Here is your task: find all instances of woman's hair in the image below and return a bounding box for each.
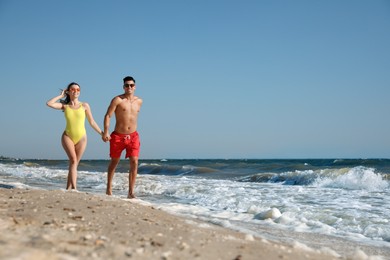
[61,82,80,105]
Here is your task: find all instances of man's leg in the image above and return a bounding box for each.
[128,156,139,198]
[106,157,120,195]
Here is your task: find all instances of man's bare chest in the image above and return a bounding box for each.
[116,102,139,115]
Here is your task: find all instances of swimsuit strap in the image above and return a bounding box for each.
[64,102,83,109]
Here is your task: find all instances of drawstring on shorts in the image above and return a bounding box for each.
[124,135,131,143]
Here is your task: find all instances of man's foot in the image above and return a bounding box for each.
[106,189,112,196]
[127,193,136,199]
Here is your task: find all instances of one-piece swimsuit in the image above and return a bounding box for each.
[64,103,86,144]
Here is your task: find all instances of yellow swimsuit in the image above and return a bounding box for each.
[64,103,86,144]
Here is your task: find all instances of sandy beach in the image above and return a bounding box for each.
[0,188,375,260]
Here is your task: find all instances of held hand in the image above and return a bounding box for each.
[102,133,111,142]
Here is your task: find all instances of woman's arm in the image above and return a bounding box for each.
[46,89,66,110]
[83,103,103,136]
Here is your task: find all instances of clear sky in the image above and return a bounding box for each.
[0,0,389,159]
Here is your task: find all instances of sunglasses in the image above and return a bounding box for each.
[69,88,80,92]
[124,83,135,88]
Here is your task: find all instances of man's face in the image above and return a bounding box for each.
[123,80,136,94]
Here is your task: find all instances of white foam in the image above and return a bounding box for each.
[254,208,282,220]
[314,166,388,191]
[0,181,34,189]
[1,162,390,258]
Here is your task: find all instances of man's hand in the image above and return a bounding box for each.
[102,133,111,142]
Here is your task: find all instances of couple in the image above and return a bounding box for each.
[46,76,142,199]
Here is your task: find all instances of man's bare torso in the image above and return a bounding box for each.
[114,94,142,134]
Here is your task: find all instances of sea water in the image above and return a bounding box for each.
[1,158,389,258]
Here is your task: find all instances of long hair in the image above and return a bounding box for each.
[61,82,80,105]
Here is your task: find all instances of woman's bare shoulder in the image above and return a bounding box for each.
[82,102,90,109]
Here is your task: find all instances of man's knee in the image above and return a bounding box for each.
[108,158,120,169]
[110,157,121,164]
[129,157,138,167]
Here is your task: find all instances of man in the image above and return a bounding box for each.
[102,76,143,198]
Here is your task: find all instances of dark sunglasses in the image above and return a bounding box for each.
[124,83,135,88]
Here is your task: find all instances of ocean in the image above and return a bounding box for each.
[1,157,390,258]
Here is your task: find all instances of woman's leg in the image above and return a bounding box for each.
[75,135,87,164]
[62,134,87,190]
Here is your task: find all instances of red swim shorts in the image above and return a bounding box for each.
[109,131,140,158]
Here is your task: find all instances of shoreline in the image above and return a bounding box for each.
[0,188,349,260]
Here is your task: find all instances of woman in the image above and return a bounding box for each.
[46,82,103,190]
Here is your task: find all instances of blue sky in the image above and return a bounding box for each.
[0,0,389,159]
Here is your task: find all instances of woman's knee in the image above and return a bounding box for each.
[68,157,78,165]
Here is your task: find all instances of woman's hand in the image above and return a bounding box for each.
[60,89,66,98]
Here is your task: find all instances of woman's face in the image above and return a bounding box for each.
[67,84,80,97]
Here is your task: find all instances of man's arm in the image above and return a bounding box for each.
[102,97,119,142]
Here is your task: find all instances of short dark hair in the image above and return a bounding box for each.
[123,76,135,83]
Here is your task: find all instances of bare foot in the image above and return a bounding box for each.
[106,189,112,196]
[127,193,136,199]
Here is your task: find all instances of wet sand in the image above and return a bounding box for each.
[0,188,375,259]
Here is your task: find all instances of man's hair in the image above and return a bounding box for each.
[123,76,136,83]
